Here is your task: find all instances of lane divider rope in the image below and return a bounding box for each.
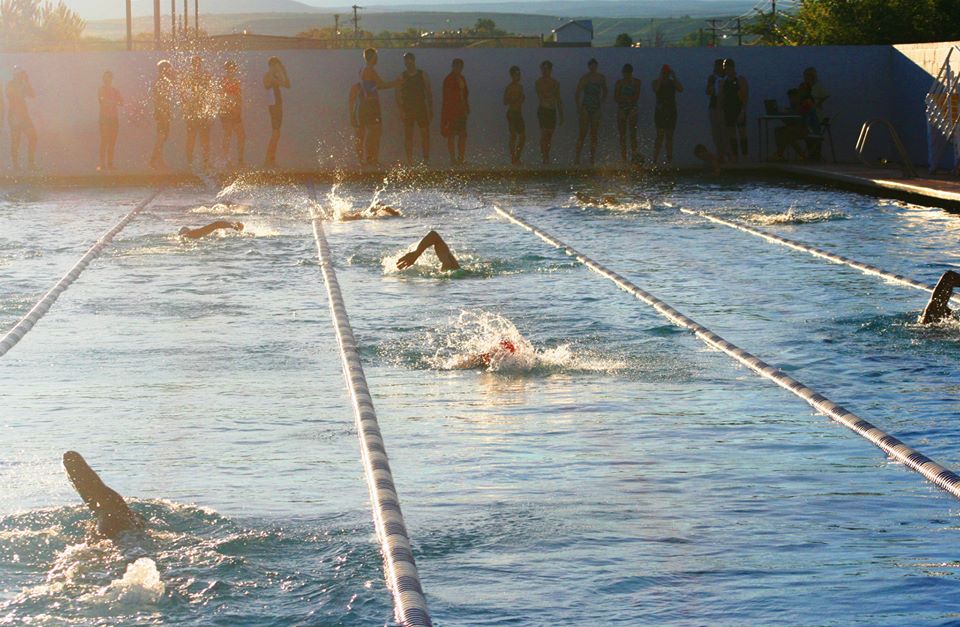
[680,208,960,307]
[495,205,960,500]
[306,182,432,627]
[0,188,163,358]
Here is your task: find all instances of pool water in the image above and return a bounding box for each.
[2,177,960,625]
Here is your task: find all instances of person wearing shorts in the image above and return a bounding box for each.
[356,48,401,168]
[575,58,608,166]
[6,67,37,171]
[720,58,749,161]
[535,60,563,165]
[396,52,433,164]
[503,66,526,166]
[98,70,123,171]
[219,60,245,167]
[441,58,469,165]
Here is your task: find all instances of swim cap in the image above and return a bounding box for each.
[661,64,671,74]
[499,339,516,353]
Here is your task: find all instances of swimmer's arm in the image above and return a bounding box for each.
[920,270,960,324]
[181,221,243,239]
[397,230,460,271]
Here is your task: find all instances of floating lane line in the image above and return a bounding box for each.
[0,188,163,358]
[306,183,432,627]
[679,208,960,308]
[495,205,960,500]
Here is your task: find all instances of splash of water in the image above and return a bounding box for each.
[422,310,625,373]
[572,194,654,212]
[83,557,165,605]
[743,207,848,225]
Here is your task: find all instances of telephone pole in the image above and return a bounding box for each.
[772,0,777,27]
[154,0,161,49]
[706,18,720,47]
[736,17,742,46]
[334,14,341,41]
[195,0,199,34]
[126,0,133,50]
[352,5,362,39]
[183,0,188,38]
[171,0,176,44]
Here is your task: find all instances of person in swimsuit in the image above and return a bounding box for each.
[396,230,460,271]
[575,58,608,166]
[349,82,365,164]
[358,48,401,168]
[98,70,123,172]
[396,52,433,165]
[919,270,960,325]
[614,63,641,164]
[182,56,213,171]
[706,58,725,161]
[178,221,244,239]
[63,451,146,540]
[6,67,37,171]
[339,203,402,221]
[503,66,526,166]
[441,58,469,166]
[150,60,174,170]
[220,60,245,168]
[535,60,563,165]
[652,64,683,165]
[263,56,290,169]
[720,58,749,162]
[575,191,620,206]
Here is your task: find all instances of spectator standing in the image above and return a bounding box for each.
[396,52,433,165]
[574,58,608,166]
[97,70,123,172]
[219,60,245,168]
[263,56,290,169]
[7,67,37,171]
[357,48,400,168]
[798,66,830,160]
[535,60,563,165]
[503,66,526,166]
[705,58,725,160]
[149,60,174,170]
[652,64,683,165]
[614,63,641,164]
[720,58,749,161]
[441,58,469,166]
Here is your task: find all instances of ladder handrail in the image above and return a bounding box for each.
[855,118,918,178]
[925,45,960,173]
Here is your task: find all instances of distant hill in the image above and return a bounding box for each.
[86,11,747,47]
[70,0,757,20]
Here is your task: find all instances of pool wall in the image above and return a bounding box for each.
[0,42,953,175]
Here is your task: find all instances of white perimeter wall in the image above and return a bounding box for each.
[0,45,927,175]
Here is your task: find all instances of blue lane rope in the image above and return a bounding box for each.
[680,208,960,307]
[0,188,163,358]
[306,182,432,627]
[496,205,960,500]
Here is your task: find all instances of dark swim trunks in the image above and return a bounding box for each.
[507,109,525,135]
[269,104,283,130]
[358,99,381,126]
[654,106,677,130]
[537,106,556,130]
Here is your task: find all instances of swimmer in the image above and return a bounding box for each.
[396,230,460,271]
[340,203,402,221]
[575,191,620,206]
[919,270,960,324]
[694,143,721,174]
[63,451,146,540]
[178,220,244,239]
[449,339,518,370]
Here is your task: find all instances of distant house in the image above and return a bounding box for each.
[550,20,593,47]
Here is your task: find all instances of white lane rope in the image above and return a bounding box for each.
[680,208,960,308]
[0,188,163,358]
[306,183,432,627]
[496,206,960,500]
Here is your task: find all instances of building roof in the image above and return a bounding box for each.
[553,20,593,36]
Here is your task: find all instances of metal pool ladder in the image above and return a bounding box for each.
[925,45,960,174]
[855,118,918,178]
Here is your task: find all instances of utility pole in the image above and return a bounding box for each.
[171,0,176,44]
[183,0,188,38]
[154,0,161,49]
[707,18,719,48]
[352,5,362,39]
[772,0,777,27]
[126,0,133,50]
[334,14,340,41]
[698,27,704,47]
[195,0,199,35]
[736,17,742,46]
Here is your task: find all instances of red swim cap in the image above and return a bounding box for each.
[499,340,516,353]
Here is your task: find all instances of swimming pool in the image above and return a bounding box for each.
[2,177,960,624]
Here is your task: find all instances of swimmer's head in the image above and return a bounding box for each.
[587,58,598,69]
[157,59,172,76]
[178,227,190,236]
[509,66,521,79]
[363,47,378,64]
[499,339,516,353]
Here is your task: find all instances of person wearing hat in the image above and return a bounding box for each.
[6,66,37,171]
[219,60,245,168]
[396,52,433,165]
[574,58,608,166]
[652,64,683,165]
